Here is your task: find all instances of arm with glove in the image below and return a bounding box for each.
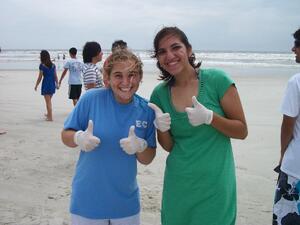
[120,126,156,165]
[185,86,247,139]
[61,120,100,152]
[148,102,174,152]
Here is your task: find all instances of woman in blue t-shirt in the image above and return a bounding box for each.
[34,50,58,121]
[61,49,156,225]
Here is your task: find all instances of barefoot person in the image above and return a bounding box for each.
[34,50,58,121]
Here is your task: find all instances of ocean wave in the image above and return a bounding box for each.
[0,49,297,70]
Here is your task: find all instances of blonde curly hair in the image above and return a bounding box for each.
[103,49,143,78]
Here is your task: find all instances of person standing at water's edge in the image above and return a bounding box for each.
[34,50,58,121]
[273,28,300,225]
[58,47,83,106]
[82,41,104,90]
[149,26,248,225]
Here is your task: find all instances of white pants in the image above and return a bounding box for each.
[71,213,140,225]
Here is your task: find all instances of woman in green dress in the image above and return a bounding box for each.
[148,26,248,225]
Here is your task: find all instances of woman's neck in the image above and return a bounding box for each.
[173,66,198,87]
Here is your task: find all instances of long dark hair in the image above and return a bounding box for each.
[40,50,53,68]
[152,26,201,85]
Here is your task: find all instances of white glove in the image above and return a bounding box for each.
[148,103,171,132]
[74,120,100,152]
[120,126,147,155]
[185,96,213,126]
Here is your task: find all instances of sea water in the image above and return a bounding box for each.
[0,49,298,76]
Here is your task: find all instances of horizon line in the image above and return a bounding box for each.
[0,48,291,54]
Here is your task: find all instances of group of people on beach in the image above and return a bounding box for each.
[33,26,300,225]
[34,40,128,121]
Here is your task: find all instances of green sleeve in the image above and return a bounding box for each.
[216,69,234,99]
[205,69,234,101]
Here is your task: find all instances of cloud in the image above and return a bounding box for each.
[1,0,299,51]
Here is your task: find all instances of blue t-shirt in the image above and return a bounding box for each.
[64,88,156,219]
[63,58,83,85]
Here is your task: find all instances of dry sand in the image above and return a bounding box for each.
[0,70,292,224]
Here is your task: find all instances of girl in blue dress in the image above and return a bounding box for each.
[34,50,58,121]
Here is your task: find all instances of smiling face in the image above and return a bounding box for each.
[108,59,142,104]
[156,34,192,77]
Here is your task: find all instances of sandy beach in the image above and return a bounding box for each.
[0,69,294,225]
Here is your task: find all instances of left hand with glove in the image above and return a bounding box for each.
[185,96,213,126]
[120,126,148,155]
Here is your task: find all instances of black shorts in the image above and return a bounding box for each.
[69,84,82,99]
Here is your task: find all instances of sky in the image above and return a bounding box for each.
[1,0,299,52]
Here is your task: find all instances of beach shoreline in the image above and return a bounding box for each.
[0,69,294,224]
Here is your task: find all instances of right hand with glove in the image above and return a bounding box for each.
[74,120,100,152]
[148,103,171,132]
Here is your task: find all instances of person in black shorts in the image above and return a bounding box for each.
[59,47,83,106]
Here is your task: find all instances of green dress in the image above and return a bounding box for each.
[150,69,236,225]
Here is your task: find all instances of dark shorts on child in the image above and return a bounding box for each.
[69,84,82,99]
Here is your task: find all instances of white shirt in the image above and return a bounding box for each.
[63,58,83,85]
[281,72,300,179]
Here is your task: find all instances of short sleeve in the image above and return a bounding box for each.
[64,93,90,131]
[281,77,300,117]
[201,69,234,105]
[214,69,234,100]
[63,61,70,69]
[83,68,97,83]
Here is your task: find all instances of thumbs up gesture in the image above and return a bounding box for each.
[185,96,213,126]
[120,126,148,155]
[74,120,100,152]
[148,103,171,132]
